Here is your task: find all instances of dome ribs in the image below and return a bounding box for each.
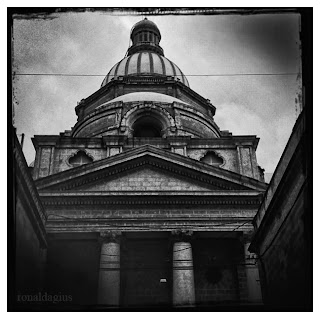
[148,52,154,74]
[101,53,189,87]
[137,52,142,74]
[159,56,166,75]
[162,57,174,77]
[101,19,190,88]
[104,63,117,86]
[124,55,133,76]
[177,65,187,86]
[128,52,138,74]
[140,52,150,73]
[168,59,177,77]
[152,53,162,74]
[113,59,122,78]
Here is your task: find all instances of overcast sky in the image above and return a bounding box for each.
[12,11,301,179]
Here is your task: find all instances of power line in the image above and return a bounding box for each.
[13,72,299,77]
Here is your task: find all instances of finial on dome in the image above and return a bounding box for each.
[127,18,164,56]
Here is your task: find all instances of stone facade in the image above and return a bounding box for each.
[32,135,262,181]
[17,18,270,309]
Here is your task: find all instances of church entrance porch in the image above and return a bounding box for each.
[46,231,261,308]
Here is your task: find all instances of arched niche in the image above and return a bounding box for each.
[200,151,224,167]
[68,150,93,166]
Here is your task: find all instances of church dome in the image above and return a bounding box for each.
[101,18,189,88]
[101,52,189,88]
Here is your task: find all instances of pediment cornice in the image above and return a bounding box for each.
[40,192,264,207]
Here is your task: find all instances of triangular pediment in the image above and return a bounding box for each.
[73,166,216,192]
[35,145,268,193]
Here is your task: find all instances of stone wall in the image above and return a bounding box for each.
[250,111,311,309]
[256,185,308,308]
[15,197,47,295]
[13,132,47,307]
[187,148,240,174]
[33,135,262,182]
[75,167,214,191]
[52,148,108,175]
[33,145,108,178]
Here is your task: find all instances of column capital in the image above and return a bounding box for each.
[99,231,122,244]
[171,229,193,242]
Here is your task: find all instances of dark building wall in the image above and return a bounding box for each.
[193,238,243,305]
[250,110,311,310]
[46,235,100,306]
[15,197,47,294]
[13,131,48,301]
[121,234,171,307]
[258,185,308,308]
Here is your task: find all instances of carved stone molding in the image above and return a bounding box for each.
[42,197,262,207]
[14,147,47,223]
[120,102,176,129]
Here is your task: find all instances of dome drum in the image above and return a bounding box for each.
[127,42,163,56]
[72,93,220,138]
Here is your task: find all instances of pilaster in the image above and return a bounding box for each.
[241,233,262,303]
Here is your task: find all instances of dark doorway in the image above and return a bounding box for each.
[121,233,171,307]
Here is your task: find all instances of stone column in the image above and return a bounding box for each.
[97,231,121,306]
[244,241,262,303]
[171,230,195,306]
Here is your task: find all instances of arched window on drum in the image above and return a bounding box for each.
[132,116,163,138]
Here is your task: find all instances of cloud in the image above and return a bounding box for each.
[12,13,300,171]
[215,102,295,173]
